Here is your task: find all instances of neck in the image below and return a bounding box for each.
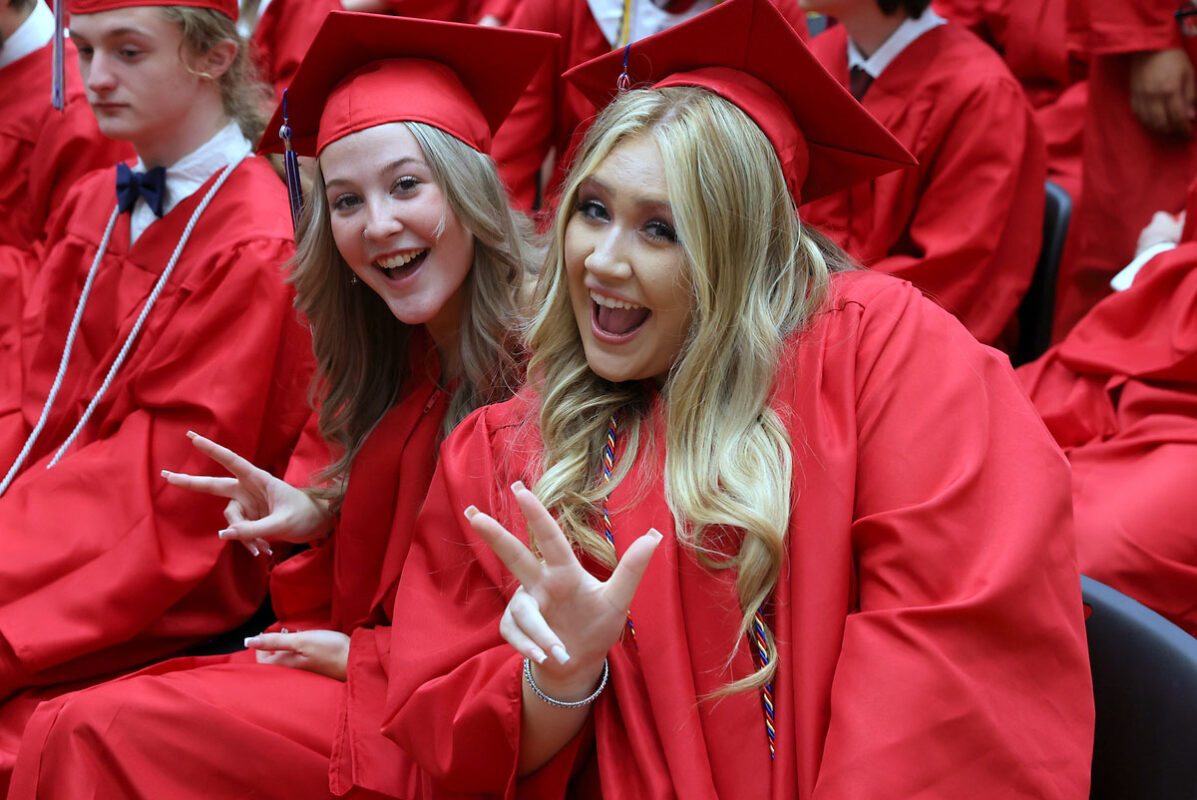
[134,101,231,169]
[424,294,464,379]
[0,3,33,41]
[838,5,908,59]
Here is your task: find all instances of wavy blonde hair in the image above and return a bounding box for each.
[159,7,272,142]
[292,122,534,510]
[527,87,848,694]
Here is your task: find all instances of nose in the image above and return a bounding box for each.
[362,197,403,243]
[583,225,633,280]
[86,51,117,95]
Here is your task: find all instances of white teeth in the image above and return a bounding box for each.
[377,250,426,270]
[590,291,642,310]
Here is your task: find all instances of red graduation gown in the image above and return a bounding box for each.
[494,0,809,212]
[1053,0,1197,337]
[0,157,313,758]
[7,355,449,799]
[1019,199,1197,636]
[930,0,1087,201]
[384,270,1094,799]
[0,40,133,252]
[251,0,343,100]
[801,22,1048,348]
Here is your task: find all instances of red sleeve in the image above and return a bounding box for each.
[1072,0,1183,55]
[0,236,313,681]
[493,0,569,211]
[869,74,1047,345]
[381,406,589,798]
[808,276,1093,797]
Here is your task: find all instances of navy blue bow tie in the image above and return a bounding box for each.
[116,163,167,217]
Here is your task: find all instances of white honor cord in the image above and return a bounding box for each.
[0,156,245,498]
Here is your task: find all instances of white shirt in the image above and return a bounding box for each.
[1110,242,1178,291]
[0,0,53,72]
[587,0,717,49]
[846,8,946,79]
[128,120,253,244]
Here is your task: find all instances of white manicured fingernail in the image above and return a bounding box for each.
[160,469,171,478]
[510,481,526,494]
[186,431,197,439]
[531,647,547,664]
[243,637,254,647]
[218,528,234,538]
[464,505,479,520]
[649,528,663,543]
[551,644,570,665]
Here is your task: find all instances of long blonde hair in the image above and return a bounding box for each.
[527,87,847,693]
[292,122,533,510]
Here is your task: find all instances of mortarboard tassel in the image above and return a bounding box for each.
[617,43,632,92]
[280,89,303,233]
[51,0,65,111]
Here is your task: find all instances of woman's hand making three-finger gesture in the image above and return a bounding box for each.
[465,481,662,774]
[161,431,333,556]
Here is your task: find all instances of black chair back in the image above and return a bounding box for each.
[1014,180,1071,365]
[1082,575,1197,799]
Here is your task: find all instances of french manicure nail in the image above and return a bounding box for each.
[243,637,254,647]
[551,644,570,665]
[648,528,663,543]
[531,647,547,664]
[217,528,234,538]
[160,469,171,478]
[511,480,526,493]
[186,431,197,439]
[464,505,478,520]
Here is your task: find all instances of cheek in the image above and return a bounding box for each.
[328,217,361,265]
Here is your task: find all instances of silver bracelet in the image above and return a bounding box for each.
[523,656,609,709]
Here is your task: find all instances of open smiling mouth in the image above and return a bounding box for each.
[591,291,651,339]
[375,249,427,280]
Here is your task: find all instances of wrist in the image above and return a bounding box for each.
[525,657,608,708]
[526,657,607,703]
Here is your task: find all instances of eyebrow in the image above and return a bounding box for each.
[581,174,672,212]
[323,156,427,190]
[69,25,155,43]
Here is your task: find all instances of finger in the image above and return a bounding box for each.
[510,482,577,567]
[465,506,543,587]
[605,528,664,611]
[244,632,304,653]
[186,431,266,481]
[160,470,239,498]
[499,604,549,665]
[218,506,290,544]
[507,589,568,664]
[1163,89,1192,137]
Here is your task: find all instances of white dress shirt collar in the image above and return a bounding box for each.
[846,8,946,79]
[128,119,253,244]
[0,1,54,72]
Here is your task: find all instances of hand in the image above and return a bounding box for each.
[161,431,332,557]
[477,14,503,26]
[245,629,350,681]
[1135,210,1185,255]
[465,482,662,700]
[1129,48,1196,138]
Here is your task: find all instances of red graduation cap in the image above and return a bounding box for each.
[258,11,559,157]
[65,0,239,19]
[562,0,915,205]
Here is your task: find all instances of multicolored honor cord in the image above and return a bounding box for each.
[600,413,775,760]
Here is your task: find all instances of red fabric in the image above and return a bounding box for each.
[384,270,1094,799]
[0,40,133,251]
[800,23,1047,347]
[6,364,450,799]
[0,157,314,772]
[1053,0,1197,337]
[1019,230,1197,635]
[931,0,1086,200]
[494,0,809,211]
[251,0,342,100]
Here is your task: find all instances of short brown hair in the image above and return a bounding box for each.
[877,0,932,16]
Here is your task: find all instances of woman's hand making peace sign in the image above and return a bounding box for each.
[161,431,333,556]
[465,481,662,773]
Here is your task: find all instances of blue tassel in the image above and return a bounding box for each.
[51,0,65,111]
[280,89,303,233]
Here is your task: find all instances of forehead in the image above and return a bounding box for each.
[68,6,175,40]
[585,135,670,202]
[319,123,429,181]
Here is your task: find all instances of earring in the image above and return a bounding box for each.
[350,274,359,286]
